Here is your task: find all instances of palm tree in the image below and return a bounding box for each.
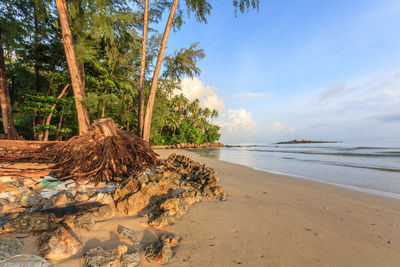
[202,107,211,119]
[55,0,90,135]
[167,112,180,135]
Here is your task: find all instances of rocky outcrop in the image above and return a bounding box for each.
[37,226,82,262]
[162,154,226,200]
[148,189,201,229]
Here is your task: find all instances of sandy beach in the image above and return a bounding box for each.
[6,149,400,266]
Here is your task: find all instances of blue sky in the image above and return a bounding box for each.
[163,0,400,143]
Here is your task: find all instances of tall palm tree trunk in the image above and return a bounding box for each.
[137,0,149,138]
[142,0,179,142]
[55,0,90,135]
[0,31,19,139]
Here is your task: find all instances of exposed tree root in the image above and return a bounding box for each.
[0,118,159,184]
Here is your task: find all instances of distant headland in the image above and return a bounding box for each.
[275,139,341,145]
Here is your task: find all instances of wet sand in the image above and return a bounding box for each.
[14,149,400,266]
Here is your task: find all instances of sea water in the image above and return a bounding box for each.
[191,138,400,199]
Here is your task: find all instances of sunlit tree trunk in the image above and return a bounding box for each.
[137,0,149,137]
[142,0,179,141]
[0,31,19,139]
[55,0,90,135]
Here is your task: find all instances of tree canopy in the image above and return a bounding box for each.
[0,0,258,144]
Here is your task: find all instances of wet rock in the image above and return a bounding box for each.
[144,241,173,265]
[117,225,139,245]
[0,254,52,267]
[3,213,50,233]
[37,226,82,262]
[84,245,127,267]
[159,233,179,247]
[0,238,24,260]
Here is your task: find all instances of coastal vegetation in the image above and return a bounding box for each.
[0,0,258,145]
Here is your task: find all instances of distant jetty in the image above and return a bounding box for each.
[275,139,341,145]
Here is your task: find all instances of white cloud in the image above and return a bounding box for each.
[178,77,225,112]
[229,92,270,102]
[272,121,285,131]
[177,77,257,142]
[217,109,257,135]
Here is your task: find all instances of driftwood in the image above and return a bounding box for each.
[0,118,159,184]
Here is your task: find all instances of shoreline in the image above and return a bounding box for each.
[153,149,400,266]
[225,161,400,201]
[2,148,399,266]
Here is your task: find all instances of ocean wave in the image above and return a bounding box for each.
[246,149,400,157]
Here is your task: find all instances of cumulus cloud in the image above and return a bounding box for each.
[176,77,257,142]
[272,121,285,131]
[178,77,225,112]
[217,109,257,135]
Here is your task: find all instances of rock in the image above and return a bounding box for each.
[93,205,114,221]
[37,226,82,262]
[144,242,173,265]
[52,193,69,208]
[0,254,52,267]
[159,233,179,247]
[18,190,44,209]
[64,213,95,231]
[84,245,127,267]
[75,193,89,202]
[113,178,140,201]
[0,200,26,215]
[120,250,140,267]
[117,225,139,245]
[0,238,24,260]
[148,212,175,229]
[115,180,177,216]
[3,213,50,233]
[0,182,21,202]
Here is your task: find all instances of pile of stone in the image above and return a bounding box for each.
[0,154,225,265]
[114,153,226,228]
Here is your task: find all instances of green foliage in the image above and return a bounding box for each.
[150,93,220,145]
[0,0,260,142]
